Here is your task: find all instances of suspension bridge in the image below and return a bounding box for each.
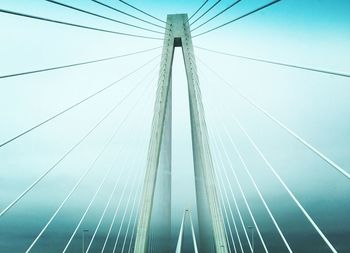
[0,0,349,252]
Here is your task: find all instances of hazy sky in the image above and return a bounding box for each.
[0,0,349,252]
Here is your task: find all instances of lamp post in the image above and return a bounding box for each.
[248,226,255,252]
[82,229,89,253]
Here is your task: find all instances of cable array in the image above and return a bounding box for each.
[212,149,243,253]
[24,70,155,252]
[195,64,255,252]
[118,0,167,25]
[85,73,157,252]
[213,128,269,253]
[0,55,160,149]
[234,116,338,253]
[220,193,236,253]
[191,0,241,32]
[213,140,253,252]
[91,0,167,30]
[1,65,153,218]
[0,8,162,40]
[27,68,156,253]
[1,1,348,251]
[99,130,149,253]
[0,3,163,248]
[221,122,293,252]
[188,0,209,21]
[66,70,156,253]
[193,0,281,37]
[0,47,161,79]
[197,57,342,253]
[197,57,350,180]
[46,0,163,34]
[190,0,222,27]
[195,46,350,78]
[197,64,293,251]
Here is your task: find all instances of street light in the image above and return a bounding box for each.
[82,229,89,253]
[248,225,255,253]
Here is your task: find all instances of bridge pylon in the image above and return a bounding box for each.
[134,14,228,253]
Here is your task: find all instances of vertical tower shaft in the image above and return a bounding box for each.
[134,14,228,253]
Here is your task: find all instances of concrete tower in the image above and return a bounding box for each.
[134,14,228,253]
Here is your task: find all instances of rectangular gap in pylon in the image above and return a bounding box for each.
[174,37,182,47]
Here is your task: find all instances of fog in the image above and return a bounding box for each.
[0,0,349,252]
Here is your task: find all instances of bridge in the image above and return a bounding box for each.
[0,1,349,252]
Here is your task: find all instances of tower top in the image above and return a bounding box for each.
[164,14,191,47]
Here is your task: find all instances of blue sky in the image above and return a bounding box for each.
[0,0,349,252]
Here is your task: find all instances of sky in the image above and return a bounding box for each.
[0,0,349,252]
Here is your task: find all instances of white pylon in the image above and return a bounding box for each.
[134,14,228,253]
